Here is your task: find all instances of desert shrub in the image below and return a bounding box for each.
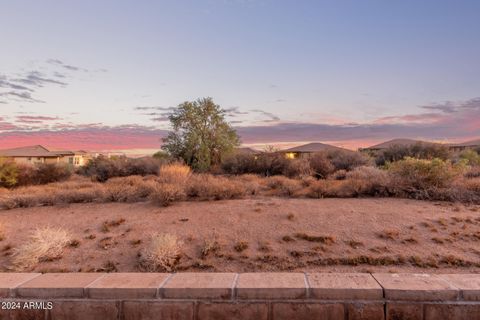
[30,163,71,185]
[158,163,191,185]
[283,158,312,178]
[458,149,480,166]
[388,158,461,191]
[264,176,303,197]
[186,174,247,200]
[254,153,289,176]
[376,142,450,165]
[343,166,391,196]
[125,157,163,176]
[309,153,334,178]
[11,227,71,271]
[221,153,257,174]
[150,183,186,206]
[326,149,371,171]
[330,169,347,180]
[462,178,480,193]
[0,158,18,188]
[139,233,182,271]
[103,176,157,202]
[234,174,262,195]
[56,186,105,204]
[306,180,332,198]
[79,156,161,182]
[465,166,480,179]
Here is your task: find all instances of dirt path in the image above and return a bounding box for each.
[1,198,480,273]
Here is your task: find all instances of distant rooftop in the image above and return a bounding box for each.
[0,145,87,157]
[365,139,438,150]
[282,142,348,153]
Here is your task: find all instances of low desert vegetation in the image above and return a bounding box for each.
[138,233,182,272]
[1,139,480,208]
[11,227,71,271]
[1,155,480,209]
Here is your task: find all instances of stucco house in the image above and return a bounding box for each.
[0,145,90,167]
[279,142,350,159]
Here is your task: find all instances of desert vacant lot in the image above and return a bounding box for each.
[1,197,479,273]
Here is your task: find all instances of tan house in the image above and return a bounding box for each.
[280,142,350,159]
[0,145,90,167]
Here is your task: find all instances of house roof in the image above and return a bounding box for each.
[234,147,260,154]
[282,142,348,153]
[0,145,88,158]
[365,139,436,150]
[0,145,60,157]
[450,139,480,147]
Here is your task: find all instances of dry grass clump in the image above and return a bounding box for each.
[139,233,182,271]
[294,233,335,244]
[187,174,247,200]
[149,183,186,206]
[103,176,156,202]
[158,163,191,185]
[11,227,71,271]
[201,238,221,258]
[234,241,249,252]
[377,229,400,240]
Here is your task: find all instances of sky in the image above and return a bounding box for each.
[1,0,480,153]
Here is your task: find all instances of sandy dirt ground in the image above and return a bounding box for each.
[1,197,480,273]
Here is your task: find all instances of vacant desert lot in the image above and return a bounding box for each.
[1,198,479,273]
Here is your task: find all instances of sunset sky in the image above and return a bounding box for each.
[1,0,480,153]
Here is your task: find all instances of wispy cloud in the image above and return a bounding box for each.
[0,60,100,104]
[250,109,280,122]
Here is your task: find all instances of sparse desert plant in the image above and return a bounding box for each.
[264,176,303,197]
[376,142,450,166]
[150,183,186,206]
[324,149,371,171]
[465,166,480,178]
[11,227,71,271]
[158,163,191,185]
[201,238,220,258]
[30,163,72,185]
[309,153,335,178]
[186,174,247,200]
[388,157,462,191]
[79,155,160,182]
[283,158,312,178]
[377,229,400,240]
[0,158,18,188]
[139,233,182,271]
[343,166,391,196]
[234,241,249,252]
[294,233,335,244]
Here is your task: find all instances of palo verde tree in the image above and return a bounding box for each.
[161,97,240,171]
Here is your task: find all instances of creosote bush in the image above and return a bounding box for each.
[79,156,161,182]
[11,227,71,271]
[139,233,182,272]
[388,157,461,190]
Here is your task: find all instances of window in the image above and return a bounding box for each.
[69,157,74,164]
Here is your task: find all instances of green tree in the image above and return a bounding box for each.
[161,97,240,171]
[0,157,18,188]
